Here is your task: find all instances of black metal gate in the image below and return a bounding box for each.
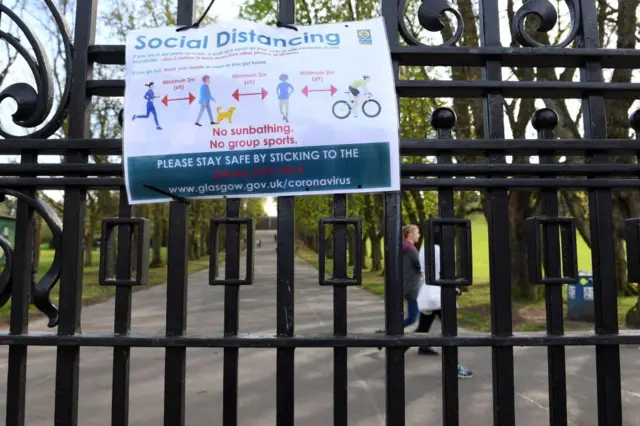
[1,0,640,424]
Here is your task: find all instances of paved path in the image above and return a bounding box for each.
[0,230,639,425]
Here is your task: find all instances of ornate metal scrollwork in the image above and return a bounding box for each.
[0,190,63,327]
[399,0,464,47]
[0,236,14,308]
[512,0,581,48]
[0,0,73,138]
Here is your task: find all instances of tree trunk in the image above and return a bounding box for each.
[200,226,208,257]
[325,235,333,259]
[370,234,382,272]
[508,182,537,301]
[361,235,368,269]
[84,232,93,267]
[347,228,356,266]
[150,205,164,268]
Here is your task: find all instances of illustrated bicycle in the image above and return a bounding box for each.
[332,92,381,119]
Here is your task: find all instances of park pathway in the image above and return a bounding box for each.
[0,230,639,425]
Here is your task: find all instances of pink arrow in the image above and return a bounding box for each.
[302,85,338,97]
[161,92,195,106]
[232,88,268,101]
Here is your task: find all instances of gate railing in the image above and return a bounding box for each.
[1,0,640,425]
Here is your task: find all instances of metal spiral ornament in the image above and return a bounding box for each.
[0,190,63,327]
[0,235,14,308]
[399,0,464,47]
[512,0,581,48]
[0,0,73,138]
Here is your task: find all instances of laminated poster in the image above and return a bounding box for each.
[124,17,400,204]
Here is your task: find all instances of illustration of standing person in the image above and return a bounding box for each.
[276,74,294,123]
[132,82,162,130]
[195,75,216,126]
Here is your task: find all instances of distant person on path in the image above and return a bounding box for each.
[276,74,294,122]
[132,82,162,130]
[402,225,422,328]
[416,228,474,379]
[195,75,216,126]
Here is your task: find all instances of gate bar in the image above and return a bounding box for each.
[5,152,36,426]
[534,110,569,426]
[275,0,296,424]
[111,193,134,426]
[382,0,405,423]
[163,201,189,426]
[223,199,241,425]
[478,0,516,424]
[332,194,348,425]
[162,6,194,426]
[53,1,97,424]
[432,109,460,426]
[578,0,623,424]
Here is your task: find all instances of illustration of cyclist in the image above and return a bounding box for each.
[132,82,162,130]
[347,75,371,117]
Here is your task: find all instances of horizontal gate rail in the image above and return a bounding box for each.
[88,44,640,69]
[85,79,640,99]
[0,332,637,347]
[4,138,640,156]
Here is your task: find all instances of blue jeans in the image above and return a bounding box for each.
[403,298,419,327]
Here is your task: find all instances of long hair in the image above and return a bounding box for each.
[144,82,154,87]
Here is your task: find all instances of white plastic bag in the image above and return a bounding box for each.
[418,244,441,313]
[417,282,441,313]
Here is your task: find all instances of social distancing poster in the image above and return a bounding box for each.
[123,17,399,204]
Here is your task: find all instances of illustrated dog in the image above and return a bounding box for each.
[216,106,237,124]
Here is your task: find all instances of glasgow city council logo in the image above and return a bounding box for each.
[357,29,372,45]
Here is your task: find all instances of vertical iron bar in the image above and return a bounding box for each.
[6,151,36,426]
[276,1,296,425]
[332,194,348,426]
[162,4,194,425]
[163,201,189,426]
[381,0,405,423]
[54,1,96,424]
[276,195,295,426]
[478,0,515,424]
[431,110,459,426]
[533,109,568,426]
[223,199,241,426]
[111,192,133,426]
[577,2,622,424]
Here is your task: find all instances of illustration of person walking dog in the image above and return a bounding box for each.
[195,75,217,126]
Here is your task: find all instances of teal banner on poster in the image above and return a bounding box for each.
[127,142,391,201]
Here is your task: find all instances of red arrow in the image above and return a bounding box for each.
[161,92,195,106]
[302,85,338,97]
[232,88,268,102]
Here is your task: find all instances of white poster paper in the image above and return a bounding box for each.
[124,17,399,204]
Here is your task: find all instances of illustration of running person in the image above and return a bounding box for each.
[347,75,371,118]
[276,74,294,122]
[195,75,217,126]
[131,82,162,130]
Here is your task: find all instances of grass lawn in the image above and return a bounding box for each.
[296,213,638,332]
[0,245,211,324]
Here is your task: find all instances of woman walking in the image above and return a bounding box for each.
[402,224,422,328]
[416,228,473,378]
